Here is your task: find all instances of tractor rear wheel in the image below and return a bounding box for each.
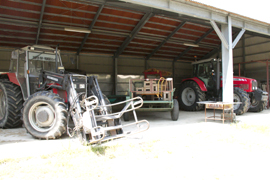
[22,91,67,139]
[178,81,206,111]
[0,80,23,128]
[233,87,250,115]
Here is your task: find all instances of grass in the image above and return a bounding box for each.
[232,123,270,134]
[0,145,119,180]
[1,123,270,180]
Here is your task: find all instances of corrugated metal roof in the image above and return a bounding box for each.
[0,0,266,62]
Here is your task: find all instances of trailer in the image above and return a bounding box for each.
[123,75,179,121]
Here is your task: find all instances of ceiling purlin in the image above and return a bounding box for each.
[76,4,104,55]
[174,28,214,61]
[145,21,187,60]
[36,0,47,44]
[113,12,154,58]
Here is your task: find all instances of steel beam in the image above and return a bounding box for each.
[114,57,118,95]
[76,4,104,55]
[174,28,214,61]
[232,28,245,49]
[114,0,270,37]
[242,35,246,76]
[210,20,229,49]
[36,0,46,44]
[201,47,220,59]
[201,30,240,59]
[113,12,154,58]
[145,21,186,60]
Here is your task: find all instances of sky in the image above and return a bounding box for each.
[195,0,270,24]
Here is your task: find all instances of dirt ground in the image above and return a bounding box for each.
[1,109,270,179]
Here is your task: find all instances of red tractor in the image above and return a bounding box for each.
[0,45,149,144]
[178,58,268,115]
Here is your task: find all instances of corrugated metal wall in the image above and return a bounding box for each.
[0,50,190,95]
[2,32,269,95]
[233,34,270,85]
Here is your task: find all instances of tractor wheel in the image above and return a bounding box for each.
[178,81,206,111]
[248,89,267,112]
[171,99,179,121]
[233,87,250,115]
[0,80,23,128]
[22,91,67,139]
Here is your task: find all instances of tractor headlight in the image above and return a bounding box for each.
[252,80,257,90]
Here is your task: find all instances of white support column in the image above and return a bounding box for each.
[221,16,234,103]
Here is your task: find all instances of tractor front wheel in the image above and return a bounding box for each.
[248,89,267,112]
[22,91,67,139]
[233,87,250,115]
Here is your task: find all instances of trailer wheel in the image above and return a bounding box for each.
[233,87,250,115]
[22,91,67,139]
[178,81,206,111]
[248,89,267,112]
[171,99,179,121]
[0,80,23,128]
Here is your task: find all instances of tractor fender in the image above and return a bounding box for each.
[0,73,20,86]
[181,77,207,92]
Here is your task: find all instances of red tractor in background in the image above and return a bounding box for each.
[178,58,268,115]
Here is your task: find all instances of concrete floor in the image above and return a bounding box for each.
[1,109,270,159]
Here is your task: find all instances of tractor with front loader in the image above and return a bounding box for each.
[178,58,268,115]
[0,45,149,144]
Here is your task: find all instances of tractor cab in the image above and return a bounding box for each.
[9,45,63,99]
[192,58,221,97]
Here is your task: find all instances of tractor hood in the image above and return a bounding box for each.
[221,76,257,92]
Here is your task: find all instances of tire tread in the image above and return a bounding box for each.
[0,80,23,128]
[22,91,67,139]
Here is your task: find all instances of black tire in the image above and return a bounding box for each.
[171,99,179,121]
[248,89,267,112]
[22,91,67,139]
[0,80,23,128]
[233,87,250,115]
[178,81,206,111]
[248,101,267,112]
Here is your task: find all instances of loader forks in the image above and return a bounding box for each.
[67,75,149,145]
